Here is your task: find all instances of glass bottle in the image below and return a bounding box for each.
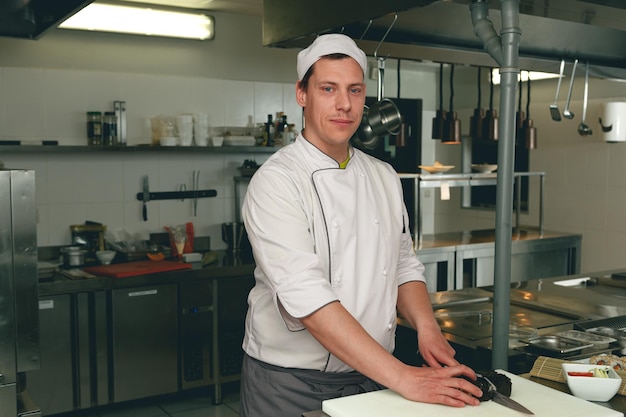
[87,112,102,146]
[103,112,118,146]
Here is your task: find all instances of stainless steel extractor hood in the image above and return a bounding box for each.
[263,0,626,80]
[0,0,92,40]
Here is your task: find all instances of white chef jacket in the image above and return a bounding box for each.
[241,134,426,372]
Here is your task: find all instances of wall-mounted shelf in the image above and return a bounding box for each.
[398,172,545,248]
[0,145,277,154]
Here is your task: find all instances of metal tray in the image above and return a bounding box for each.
[556,330,617,349]
[527,335,594,354]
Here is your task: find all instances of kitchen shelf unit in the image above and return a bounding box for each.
[398,171,545,248]
[0,145,277,154]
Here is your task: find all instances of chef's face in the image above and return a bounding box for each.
[296,56,366,161]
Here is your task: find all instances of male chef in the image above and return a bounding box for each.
[239,33,482,416]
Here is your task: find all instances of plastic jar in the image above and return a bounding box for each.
[87,112,102,146]
[103,112,118,146]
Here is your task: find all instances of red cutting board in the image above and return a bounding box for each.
[83,260,192,278]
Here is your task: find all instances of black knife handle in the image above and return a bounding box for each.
[142,202,147,221]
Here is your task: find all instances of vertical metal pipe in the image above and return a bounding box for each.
[470,0,521,370]
[492,0,521,370]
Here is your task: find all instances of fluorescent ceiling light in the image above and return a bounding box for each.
[59,3,214,40]
[491,68,559,85]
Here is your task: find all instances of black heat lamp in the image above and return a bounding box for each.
[469,67,484,141]
[432,63,446,140]
[482,68,498,141]
[443,64,461,144]
[523,73,537,149]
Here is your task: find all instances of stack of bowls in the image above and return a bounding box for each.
[177,114,193,146]
[194,113,210,146]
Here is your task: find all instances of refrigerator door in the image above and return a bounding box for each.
[0,170,39,417]
[0,170,18,415]
[10,170,39,374]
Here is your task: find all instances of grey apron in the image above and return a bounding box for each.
[240,354,384,417]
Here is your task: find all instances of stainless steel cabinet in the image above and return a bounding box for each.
[455,234,581,289]
[110,284,178,402]
[27,296,73,415]
[28,291,109,415]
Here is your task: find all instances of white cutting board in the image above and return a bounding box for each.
[322,370,623,417]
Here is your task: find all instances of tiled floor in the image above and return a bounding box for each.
[74,383,241,417]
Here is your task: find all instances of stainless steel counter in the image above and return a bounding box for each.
[38,251,255,296]
[404,270,626,351]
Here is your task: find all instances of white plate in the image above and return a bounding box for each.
[419,165,454,174]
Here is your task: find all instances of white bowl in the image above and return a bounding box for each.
[211,136,224,147]
[561,362,622,401]
[96,250,116,265]
[418,164,454,174]
[471,163,498,173]
[160,136,178,146]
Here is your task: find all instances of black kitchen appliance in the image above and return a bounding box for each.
[0,169,40,417]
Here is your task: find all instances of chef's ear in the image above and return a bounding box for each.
[296,81,307,107]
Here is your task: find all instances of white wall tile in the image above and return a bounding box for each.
[222,80,254,127]
[3,68,46,139]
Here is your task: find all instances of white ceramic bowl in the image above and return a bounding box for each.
[471,163,498,173]
[160,136,178,146]
[96,250,116,265]
[211,136,224,147]
[561,362,622,401]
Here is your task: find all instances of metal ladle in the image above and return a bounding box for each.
[562,59,578,119]
[578,62,593,136]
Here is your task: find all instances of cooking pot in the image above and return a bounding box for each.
[368,98,402,136]
[61,246,87,267]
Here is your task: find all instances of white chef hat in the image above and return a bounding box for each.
[297,34,367,80]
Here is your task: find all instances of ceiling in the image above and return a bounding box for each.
[122,0,262,15]
[262,0,626,80]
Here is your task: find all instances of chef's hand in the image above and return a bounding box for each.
[393,364,482,407]
[417,322,458,368]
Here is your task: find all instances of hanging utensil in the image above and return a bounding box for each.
[432,63,446,139]
[482,68,498,141]
[549,59,565,121]
[578,62,593,136]
[469,67,484,140]
[352,14,401,149]
[562,59,578,119]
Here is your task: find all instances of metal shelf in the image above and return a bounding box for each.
[398,172,545,248]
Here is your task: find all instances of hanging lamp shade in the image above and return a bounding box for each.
[469,67,484,140]
[482,68,498,141]
[523,72,538,149]
[432,63,446,139]
[443,64,461,144]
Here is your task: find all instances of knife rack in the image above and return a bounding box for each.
[136,189,217,202]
